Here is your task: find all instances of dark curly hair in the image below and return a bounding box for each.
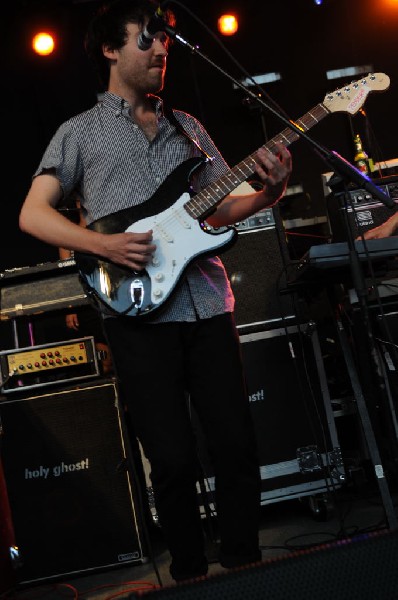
[85,0,176,90]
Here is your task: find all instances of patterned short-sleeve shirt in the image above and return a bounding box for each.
[35,92,235,323]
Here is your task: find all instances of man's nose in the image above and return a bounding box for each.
[152,37,168,55]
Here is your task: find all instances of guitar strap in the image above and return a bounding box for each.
[163,105,212,160]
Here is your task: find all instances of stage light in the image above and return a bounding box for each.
[232,72,282,89]
[217,14,238,36]
[326,65,374,81]
[32,32,55,56]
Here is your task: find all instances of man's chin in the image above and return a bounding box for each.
[148,79,165,94]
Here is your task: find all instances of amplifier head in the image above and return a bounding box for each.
[327,175,398,242]
[0,337,99,394]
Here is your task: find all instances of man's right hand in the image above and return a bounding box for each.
[99,230,156,271]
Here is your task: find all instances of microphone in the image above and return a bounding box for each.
[138,4,169,51]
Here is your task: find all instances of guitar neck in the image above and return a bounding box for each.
[186,101,330,221]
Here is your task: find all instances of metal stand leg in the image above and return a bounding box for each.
[336,316,398,530]
[11,319,19,349]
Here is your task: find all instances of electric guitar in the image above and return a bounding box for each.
[75,73,390,318]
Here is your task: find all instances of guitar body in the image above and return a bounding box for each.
[75,157,237,318]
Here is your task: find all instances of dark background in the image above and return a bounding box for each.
[2,0,397,271]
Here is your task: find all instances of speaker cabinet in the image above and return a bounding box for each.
[128,528,398,600]
[0,460,16,595]
[0,379,146,585]
[192,322,344,511]
[221,218,295,334]
[243,323,344,501]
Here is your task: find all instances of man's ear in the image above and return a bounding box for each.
[103,44,117,59]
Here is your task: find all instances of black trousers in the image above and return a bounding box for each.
[103,313,262,581]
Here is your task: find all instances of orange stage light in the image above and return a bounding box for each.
[217,14,238,36]
[32,32,55,56]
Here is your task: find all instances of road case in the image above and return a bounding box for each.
[194,322,345,512]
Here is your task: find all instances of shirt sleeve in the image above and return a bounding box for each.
[33,121,83,199]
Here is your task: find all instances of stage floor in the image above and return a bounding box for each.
[4,476,397,600]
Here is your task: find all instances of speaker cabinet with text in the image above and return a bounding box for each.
[194,323,344,512]
[221,209,295,334]
[0,379,146,585]
[240,323,344,503]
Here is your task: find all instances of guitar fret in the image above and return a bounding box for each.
[276,132,291,145]
[243,158,256,170]
[306,111,319,123]
[224,173,242,186]
[234,164,248,175]
[235,160,255,178]
[204,187,221,203]
[188,189,219,216]
[215,179,233,195]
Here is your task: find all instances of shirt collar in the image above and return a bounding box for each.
[101,91,164,118]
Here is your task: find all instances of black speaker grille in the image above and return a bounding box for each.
[129,529,398,600]
[221,226,294,332]
[0,380,145,583]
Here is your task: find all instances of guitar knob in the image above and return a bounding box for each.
[152,257,160,267]
[153,289,163,299]
[155,273,164,282]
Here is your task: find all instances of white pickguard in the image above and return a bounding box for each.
[126,192,234,306]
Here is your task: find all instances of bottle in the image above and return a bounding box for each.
[353,133,371,175]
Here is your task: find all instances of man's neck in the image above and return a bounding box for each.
[107,84,155,115]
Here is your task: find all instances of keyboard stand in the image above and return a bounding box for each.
[335,313,398,530]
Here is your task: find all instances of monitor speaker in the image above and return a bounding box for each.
[0,379,146,585]
[128,528,398,600]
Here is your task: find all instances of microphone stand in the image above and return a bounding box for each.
[167,25,398,529]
